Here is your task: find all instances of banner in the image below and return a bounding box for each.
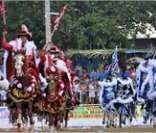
[69,104,103,119]
[69,104,144,119]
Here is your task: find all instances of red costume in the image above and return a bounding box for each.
[3,24,38,80]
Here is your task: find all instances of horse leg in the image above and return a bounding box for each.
[106,112,110,128]
[16,102,22,129]
[49,113,56,132]
[28,101,34,131]
[153,99,156,128]
[54,113,59,129]
[58,111,64,128]
[111,112,116,128]
[102,112,106,125]
[22,109,28,128]
[119,113,122,128]
[64,110,69,128]
[10,107,18,126]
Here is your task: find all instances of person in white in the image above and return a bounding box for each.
[73,77,80,100]
[146,58,156,100]
[3,24,37,79]
[116,73,136,104]
[88,81,96,104]
[98,75,117,106]
[136,55,154,103]
[98,74,117,127]
[3,24,47,89]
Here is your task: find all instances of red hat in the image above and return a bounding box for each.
[48,45,60,54]
[17,24,32,39]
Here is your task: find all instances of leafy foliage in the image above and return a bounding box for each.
[1,1,156,50]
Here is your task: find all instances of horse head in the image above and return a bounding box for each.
[47,73,59,94]
[14,53,25,77]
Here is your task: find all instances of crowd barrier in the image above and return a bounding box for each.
[69,104,144,119]
[69,104,103,118]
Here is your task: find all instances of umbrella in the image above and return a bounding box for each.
[127,57,144,64]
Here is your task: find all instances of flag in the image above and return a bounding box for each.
[0,0,5,16]
[110,46,120,74]
[51,5,67,32]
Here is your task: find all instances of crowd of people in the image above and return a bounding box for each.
[72,54,156,126]
[73,64,136,104]
[0,24,156,128]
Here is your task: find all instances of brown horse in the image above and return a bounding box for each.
[7,53,39,130]
[35,67,79,131]
[35,71,65,130]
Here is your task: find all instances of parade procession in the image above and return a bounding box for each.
[0,0,156,132]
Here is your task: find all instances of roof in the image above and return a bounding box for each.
[124,49,150,54]
[127,23,156,39]
[66,49,150,58]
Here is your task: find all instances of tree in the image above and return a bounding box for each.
[1,1,156,50]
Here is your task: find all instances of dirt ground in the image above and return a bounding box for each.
[0,126,156,132]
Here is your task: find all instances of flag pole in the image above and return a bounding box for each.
[2,0,7,42]
[45,0,51,44]
[2,0,6,25]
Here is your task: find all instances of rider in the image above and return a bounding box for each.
[136,54,153,103]
[39,43,74,97]
[3,24,38,80]
[98,72,117,127]
[114,71,136,125]
[99,72,117,109]
[116,71,136,103]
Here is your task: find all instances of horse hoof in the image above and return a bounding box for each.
[49,126,55,132]
[17,123,21,128]
[29,125,34,132]
[106,124,110,128]
[102,120,105,125]
[16,123,22,132]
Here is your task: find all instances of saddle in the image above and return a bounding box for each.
[9,75,38,102]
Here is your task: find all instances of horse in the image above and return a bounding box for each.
[36,56,79,131]
[35,68,67,131]
[7,53,39,130]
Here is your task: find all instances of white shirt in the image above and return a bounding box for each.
[89,84,95,97]
[9,38,37,56]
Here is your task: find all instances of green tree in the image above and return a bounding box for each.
[1,1,156,50]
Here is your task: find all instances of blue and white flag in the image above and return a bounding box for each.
[111,46,120,74]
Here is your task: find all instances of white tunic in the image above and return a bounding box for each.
[136,61,154,102]
[9,38,37,56]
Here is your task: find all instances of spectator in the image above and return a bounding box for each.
[79,78,89,104]
[88,81,96,104]
[73,77,80,100]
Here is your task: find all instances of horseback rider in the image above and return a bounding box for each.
[2,24,48,89]
[99,72,117,110]
[116,71,136,104]
[136,54,153,103]
[39,43,74,98]
[98,72,117,127]
[2,24,38,81]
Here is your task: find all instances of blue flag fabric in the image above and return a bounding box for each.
[111,46,119,74]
